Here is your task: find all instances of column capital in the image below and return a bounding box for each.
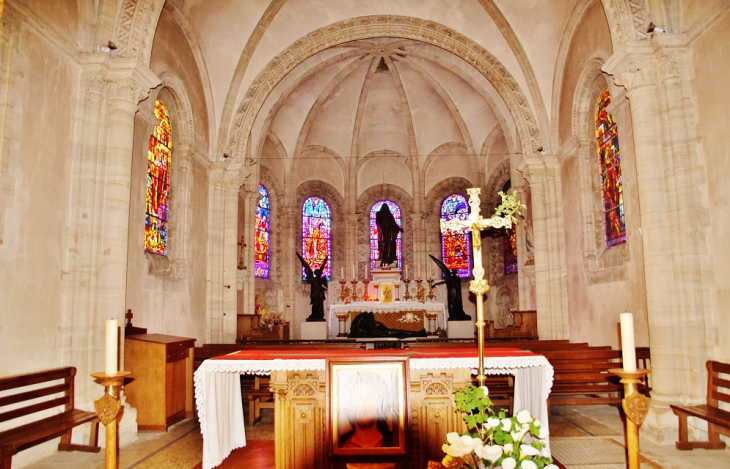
[80,54,160,104]
[518,155,558,185]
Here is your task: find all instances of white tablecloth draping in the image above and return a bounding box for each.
[327,300,446,338]
[195,352,554,469]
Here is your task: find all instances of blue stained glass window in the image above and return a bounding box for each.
[302,196,331,280]
[369,200,402,274]
[254,185,270,278]
[503,229,518,274]
[440,194,472,278]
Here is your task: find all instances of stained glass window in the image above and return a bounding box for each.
[503,229,518,274]
[369,200,402,273]
[145,100,171,255]
[596,88,626,248]
[254,185,270,278]
[302,196,331,280]
[440,194,471,277]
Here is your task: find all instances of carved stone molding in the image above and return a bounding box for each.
[158,73,196,147]
[601,0,651,45]
[114,0,164,65]
[613,59,657,91]
[657,54,680,82]
[107,77,152,104]
[228,15,541,159]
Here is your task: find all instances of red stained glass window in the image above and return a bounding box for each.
[145,100,171,255]
[369,200,402,274]
[503,229,518,274]
[254,185,270,278]
[440,194,472,278]
[596,89,626,248]
[302,196,331,280]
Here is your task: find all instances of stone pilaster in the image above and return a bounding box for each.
[604,40,712,442]
[519,155,568,339]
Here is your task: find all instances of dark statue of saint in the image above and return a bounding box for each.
[429,254,471,321]
[375,204,403,267]
[296,252,328,322]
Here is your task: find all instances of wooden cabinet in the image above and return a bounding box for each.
[124,334,195,431]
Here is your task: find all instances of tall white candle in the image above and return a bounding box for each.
[341,266,344,279]
[105,319,118,375]
[405,265,408,279]
[351,265,355,279]
[620,312,636,372]
[418,263,421,279]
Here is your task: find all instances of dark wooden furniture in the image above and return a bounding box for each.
[237,314,290,341]
[670,360,730,450]
[124,334,195,431]
[0,367,100,468]
[485,310,538,339]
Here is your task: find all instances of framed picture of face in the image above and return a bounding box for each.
[328,357,409,457]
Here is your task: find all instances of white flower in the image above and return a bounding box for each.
[501,418,513,431]
[533,419,541,427]
[501,457,517,469]
[486,417,501,429]
[538,427,549,439]
[480,385,489,396]
[474,444,503,463]
[520,444,540,456]
[502,444,513,454]
[516,409,533,424]
[443,433,481,457]
[511,427,529,442]
[521,461,537,469]
[545,465,559,469]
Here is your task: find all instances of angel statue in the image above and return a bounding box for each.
[296,252,328,322]
[429,254,471,321]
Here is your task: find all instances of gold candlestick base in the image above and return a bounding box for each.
[415,279,426,303]
[350,280,360,302]
[361,280,370,301]
[402,279,412,301]
[609,368,651,469]
[338,280,351,304]
[335,312,349,337]
[92,371,131,469]
[426,278,436,301]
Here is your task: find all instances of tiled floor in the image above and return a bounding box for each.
[23,405,730,468]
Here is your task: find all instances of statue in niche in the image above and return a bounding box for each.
[375,204,403,267]
[429,254,471,321]
[296,252,327,322]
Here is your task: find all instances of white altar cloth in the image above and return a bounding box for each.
[194,350,554,469]
[327,300,446,338]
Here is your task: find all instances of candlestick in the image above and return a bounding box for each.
[405,265,408,279]
[351,265,355,280]
[105,319,118,375]
[350,280,360,302]
[620,312,636,372]
[418,263,421,279]
[341,266,344,279]
[92,371,131,469]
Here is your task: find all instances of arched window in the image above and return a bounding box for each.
[503,230,518,274]
[254,184,270,278]
[369,200,402,273]
[302,196,331,280]
[440,194,472,277]
[596,88,626,247]
[145,100,171,255]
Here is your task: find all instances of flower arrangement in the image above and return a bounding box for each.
[259,312,285,328]
[440,385,556,469]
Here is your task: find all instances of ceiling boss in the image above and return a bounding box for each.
[440,188,526,386]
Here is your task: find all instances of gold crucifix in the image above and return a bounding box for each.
[440,188,523,386]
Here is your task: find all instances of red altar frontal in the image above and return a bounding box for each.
[194,347,554,469]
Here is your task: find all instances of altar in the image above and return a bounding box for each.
[194,347,554,469]
[327,301,446,339]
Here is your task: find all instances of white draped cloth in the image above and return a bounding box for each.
[195,351,553,469]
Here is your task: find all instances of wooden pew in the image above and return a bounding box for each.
[670,360,730,450]
[0,367,100,468]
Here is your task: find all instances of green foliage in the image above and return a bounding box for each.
[493,191,527,225]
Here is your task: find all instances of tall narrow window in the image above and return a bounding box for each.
[503,229,518,274]
[254,185,271,278]
[596,88,626,247]
[302,196,331,280]
[145,100,171,255]
[369,200,402,273]
[440,194,472,277]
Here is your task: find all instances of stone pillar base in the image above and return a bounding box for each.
[447,320,475,339]
[300,322,327,340]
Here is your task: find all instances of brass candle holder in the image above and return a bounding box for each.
[338,280,351,304]
[394,281,400,301]
[335,312,349,337]
[425,311,439,335]
[426,278,436,301]
[91,371,131,469]
[350,280,360,302]
[415,279,426,303]
[609,368,651,469]
[362,279,371,301]
[402,279,412,301]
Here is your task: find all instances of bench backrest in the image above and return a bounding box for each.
[0,367,76,425]
[707,360,730,408]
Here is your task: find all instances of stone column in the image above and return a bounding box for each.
[345,212,359,278]
[519,155,568,339]
[604,43,711,442]
[411,213,424,278]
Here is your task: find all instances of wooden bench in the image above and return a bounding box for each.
[670,360,730,450]
[0,367,100,468]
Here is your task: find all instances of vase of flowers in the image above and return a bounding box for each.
[259,312,285,330]
[439,385,556,469]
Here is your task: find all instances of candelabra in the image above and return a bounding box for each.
[402,279,412,301]
[415,279,426,303]
[362,279,371,301]
[426,278,436,301]
[609,368,651,469]
[350,280,360,302]
[92,371,131,469]
[338,280,351,304]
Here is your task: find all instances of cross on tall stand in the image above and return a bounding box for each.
[440,188,522,386]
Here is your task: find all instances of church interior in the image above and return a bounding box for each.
[1,0,729,468]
